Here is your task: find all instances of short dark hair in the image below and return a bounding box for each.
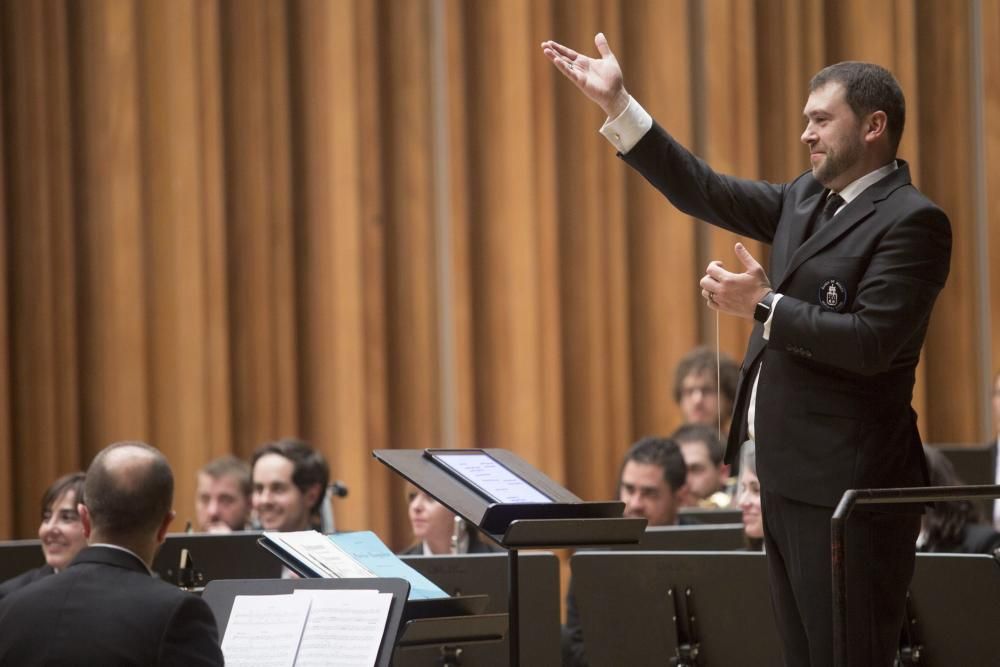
[85,442,173,540]
[670,424,725,466]
[200,455,252,498]
[41,472,86,517]
[251,439,329,513]
[810,61,906,155]
[672,346,738,406]
[620,437,687,492]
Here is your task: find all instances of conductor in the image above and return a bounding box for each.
[542,34,951,667]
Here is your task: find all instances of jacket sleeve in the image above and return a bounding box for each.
[159,593,225,667]
[622,121,787,244]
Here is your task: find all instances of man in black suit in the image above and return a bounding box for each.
[543,35,951,667]
[0,441,224,666]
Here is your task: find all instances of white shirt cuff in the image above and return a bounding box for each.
[599,96,652,154]
[762,293,783,340]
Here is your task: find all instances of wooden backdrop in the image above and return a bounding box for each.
[1,0,997,545]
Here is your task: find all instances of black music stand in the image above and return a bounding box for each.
[678,507,743,524]
[203,578,411,667]
[0,539,44,582]
[631,523,746,551]
[373,448,646,667]
[152,531,282,587]
[571,551,781,666]
[897,552,1000,664]
[399,552,561,666]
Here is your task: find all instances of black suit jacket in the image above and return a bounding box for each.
[0,564,53,602]
[624,124,951,507]
[0,546,224,666]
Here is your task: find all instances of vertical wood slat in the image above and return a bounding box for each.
[984,0,1000,417]
[917,1,981,443]
[354,0,395,544]
[2,0,80,536]
[0,3,12,538]
[221,0,299,451]
[73,0,150,459]
[624,0,697,443]
[194,0,234,464]
[291,0,370,531]
[137,0,213,530]
[465,0,551,469]
[381,0,441,458]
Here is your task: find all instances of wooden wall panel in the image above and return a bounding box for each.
[193,0,234,464]
[2,0,81,536]
[73,0,150,459]
[0,7,12,538]
[290,0,371,531]
[465,0,552,470]
[917,1,981,443]
[0,0,996,538]
[355,0,394,543]
[381,1,441,451]
[527,0,566,482]
[983,0,1000,418]
[221,0,299,451]
[138,0,215,530]
[550,0,622,499]
[623,0,696,445]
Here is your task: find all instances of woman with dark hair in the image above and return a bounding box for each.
[736,441,764,551]
[399,485,501,555]
[0,472,87,600]
[919,446,1000,554]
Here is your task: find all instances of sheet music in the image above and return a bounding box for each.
[434,452,553,503]
[266,530,374,579]
[221,594,310,667]
[327,531,447,599]
[292,589,392,667]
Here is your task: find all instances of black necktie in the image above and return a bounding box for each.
[808,192,843,239]
[818,193,844,227]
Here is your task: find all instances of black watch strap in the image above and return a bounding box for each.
[754,291,776,323]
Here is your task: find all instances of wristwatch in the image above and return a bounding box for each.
[754,291,776,323]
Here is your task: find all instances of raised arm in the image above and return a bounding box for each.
[541,33,630,119]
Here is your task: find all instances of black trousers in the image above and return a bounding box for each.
[761,490,920,667]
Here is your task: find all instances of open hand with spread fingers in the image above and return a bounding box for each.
[541,32,631,119]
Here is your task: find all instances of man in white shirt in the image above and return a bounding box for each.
[542,35,951,667]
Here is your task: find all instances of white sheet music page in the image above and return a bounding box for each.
[292,589,392,667]
[221,593,311,667]
[435,452,553,503]
[267,530,375,578]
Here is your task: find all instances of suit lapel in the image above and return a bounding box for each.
[776,163,912,292]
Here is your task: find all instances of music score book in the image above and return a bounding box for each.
[221,589,391,667]
[261,530,448,600]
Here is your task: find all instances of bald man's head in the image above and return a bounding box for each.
[84,442,174,542]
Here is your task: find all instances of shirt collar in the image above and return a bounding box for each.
[89,543,154,576]
[834,160,898,205]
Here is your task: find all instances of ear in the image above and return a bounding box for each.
[304,484,322,513]
[155,510,176,544]
[864,110,888,144]
[78,503,92,539]
[719,463,732,480]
